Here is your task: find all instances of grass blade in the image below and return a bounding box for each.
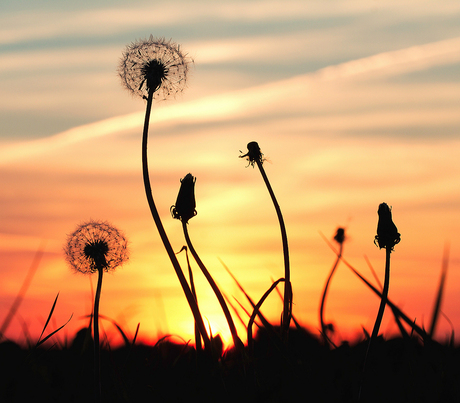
[0,243,45,340]
[219,258,273,331]
[429,243,449,337]
[36,314,73,348]
[37,292,60,345]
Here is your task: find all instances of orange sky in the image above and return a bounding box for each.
[1,1,460,349]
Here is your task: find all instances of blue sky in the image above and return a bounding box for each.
[1,0,460,345]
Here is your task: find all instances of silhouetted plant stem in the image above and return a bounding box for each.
[247,278,285,353]
[370,246,391,341]
[178,246,202,351]
[320,231,428,342]
[319,240,343,347]
[93,267,103,403]
[359,202,400,401]
[369,203,400,343]
[181,221,243,351]
[254,157,292,339]
[359,246,391,401]
[141,88,211,351]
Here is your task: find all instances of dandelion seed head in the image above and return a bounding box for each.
[118,35,193,100]
[64,220,129,274]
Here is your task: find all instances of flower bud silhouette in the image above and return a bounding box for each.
[374,203,401,251]
[171,173,197,224]
[118,36,193,100]
[334,227,346,244]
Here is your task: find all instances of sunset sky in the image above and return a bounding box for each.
[1,0,460,348]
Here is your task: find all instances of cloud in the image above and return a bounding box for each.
[0,112,142,165]
[1,35,459,165]
[2,0,459,47]
[316,37,460,81]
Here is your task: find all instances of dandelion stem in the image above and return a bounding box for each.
[179,246,202,351]
[141,87,211,351]
[359,246,391,401]
[182,221,243,350]
[370,247,391,341]
[319,242,342,347]
[254,158,292,339]
[93,267,103,403]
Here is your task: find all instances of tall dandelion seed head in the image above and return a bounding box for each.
[118,35,193,100]
[64,220,129,274]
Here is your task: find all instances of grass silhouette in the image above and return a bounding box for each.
[1,225,459,402]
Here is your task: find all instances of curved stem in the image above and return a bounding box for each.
[141,88,211,350]
[93,268,103,403]
[255,159,292,338]
[182,221,243,350]
[247,278,285,353]
[319,242,342,346]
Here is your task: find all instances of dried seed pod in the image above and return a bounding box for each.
[240,141,264,167]
[374,203,401,251]
[171,173,197,223]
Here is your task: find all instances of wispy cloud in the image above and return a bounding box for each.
[2,0,459,47]
[316,37,460,81]
[2,36,459,165]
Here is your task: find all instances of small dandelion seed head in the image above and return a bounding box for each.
[118,35,193,100]
[374,203,401,251]
[240,141,264,167]
[171,173,197,224]
[64,220,129,274]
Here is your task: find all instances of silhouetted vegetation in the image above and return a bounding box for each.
[1,35,458,403]
[2,326,460,402]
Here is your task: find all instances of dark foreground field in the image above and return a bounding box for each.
[1,326,459,403]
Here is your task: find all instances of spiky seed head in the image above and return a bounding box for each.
[118,35,193,100]
[64,220,129,274]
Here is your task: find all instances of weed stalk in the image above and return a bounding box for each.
[319,228,345,347]
[141,88,211,350]
[240,142,292,341]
